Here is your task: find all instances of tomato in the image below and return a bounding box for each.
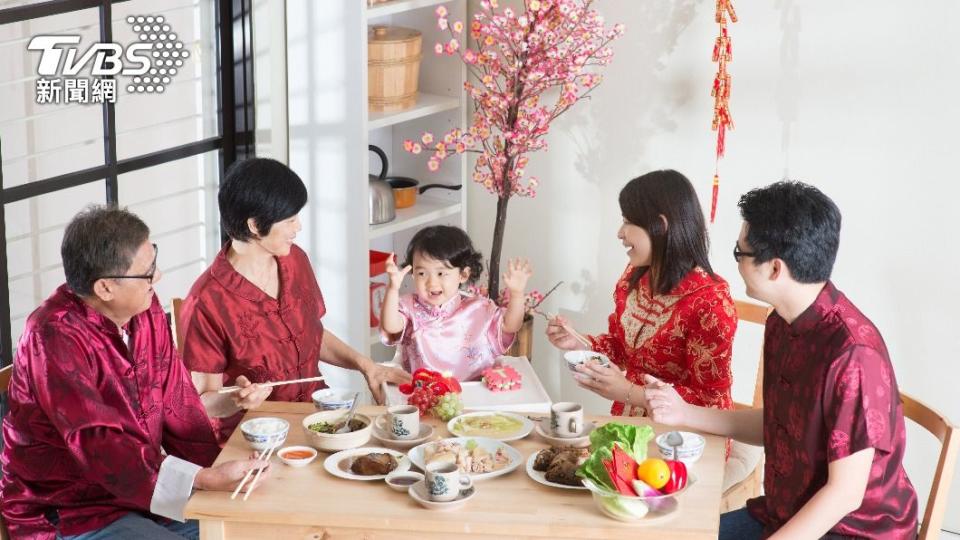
[635,458,670,490]
[661,460,688,494]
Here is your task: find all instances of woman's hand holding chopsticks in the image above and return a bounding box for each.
[226,375,274,411]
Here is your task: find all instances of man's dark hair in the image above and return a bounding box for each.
[403,225,483,285]
[619,169,715,295]
[737,180,841,283]
[219,158,308,241]
[61,205,150,296]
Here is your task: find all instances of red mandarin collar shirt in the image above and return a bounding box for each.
[0,285,220,539]
[747,282,918,538]
[180,243,327,444]
[589,266,737,416]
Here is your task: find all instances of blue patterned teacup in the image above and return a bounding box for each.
[425,462,473,502]
[387,404,419,440]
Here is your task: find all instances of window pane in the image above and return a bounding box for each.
[118,150,220,308]
[0,8,105,187]
[5,181,105,347]
[112,0,219,159]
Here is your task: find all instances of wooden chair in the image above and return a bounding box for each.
[171,297,185,355]
[719,299,772,513]
[901,392,959,540]
[1,364,12,540]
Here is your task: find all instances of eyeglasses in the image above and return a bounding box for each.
[99,244,159,284]
[733,242,756,262]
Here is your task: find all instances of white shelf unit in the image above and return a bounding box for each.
[288,0,468,363]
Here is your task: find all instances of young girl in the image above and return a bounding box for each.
[380,225,532,381]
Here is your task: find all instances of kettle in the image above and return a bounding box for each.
[368,145,396,225]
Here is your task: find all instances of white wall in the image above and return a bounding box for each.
[467,0,960,528]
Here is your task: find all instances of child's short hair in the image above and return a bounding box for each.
[404,226,484,284]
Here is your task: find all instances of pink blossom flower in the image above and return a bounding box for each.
[434,43,443,55]
[463,49,477,64]
[427,158,440,172]
[411,143,422,155]
[437,17,448,30]
[452,20,464,33]
[421,132,434,145]
[435,5,447,17]
[403,139,414,152]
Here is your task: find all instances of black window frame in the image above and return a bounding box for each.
[0,0,256,368]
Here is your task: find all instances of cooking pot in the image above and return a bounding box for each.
[387,177,462,209]
[368,145,396,225]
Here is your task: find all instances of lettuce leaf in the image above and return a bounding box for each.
[576,422,655,492]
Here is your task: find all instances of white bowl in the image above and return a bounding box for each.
[384,471,424,492]
[655,431,706,464]
[312,388,356,410]
[302,410,372,452]
[563,350,611,372]
[277,445,318,467]
[239,417,289,451]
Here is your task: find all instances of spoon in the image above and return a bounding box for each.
[334,392,362,434]
[666,431,684,461]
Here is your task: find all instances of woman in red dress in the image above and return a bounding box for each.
[547,169,737,420]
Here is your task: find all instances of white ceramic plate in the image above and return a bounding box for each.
[370,418,436,449]
[525,452,587,491]
[534,418,595,448]
[407,478,476,511]
[323,447,410,481]
[447,411,534,442]
[407,437,523,481]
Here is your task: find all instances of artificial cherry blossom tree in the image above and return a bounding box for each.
[405,0,623,298]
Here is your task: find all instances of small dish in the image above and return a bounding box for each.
[277,445,318,467]
[407,479,476,511]
[384,471,424,492]
[312,388,357,410]
[447,411,534,442]
[655,431,706,464]
[534,418,595,447]
[525,452,586,490]
[323,447,410,481]
[239,417,289,451]
[302,410,373,452]
[563,350,611,372]
[371,418,435,449]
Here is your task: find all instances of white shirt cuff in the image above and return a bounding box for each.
[150,455,203,522]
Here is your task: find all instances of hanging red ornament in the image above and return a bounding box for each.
[710,0,737,223]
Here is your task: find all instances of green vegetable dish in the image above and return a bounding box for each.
[308,419,365,434]
[576,422,655,492]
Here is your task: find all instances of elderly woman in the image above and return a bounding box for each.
[180,158,410,444]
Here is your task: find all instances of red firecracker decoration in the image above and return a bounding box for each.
[710,0,737,222]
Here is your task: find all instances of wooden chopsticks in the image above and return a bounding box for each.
[218,375,325,394]
[231,443,278,500]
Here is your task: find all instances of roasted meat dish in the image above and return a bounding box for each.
[350,452,398,475]
[533,446,590,486]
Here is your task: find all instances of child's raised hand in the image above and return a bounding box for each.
[385,253,411,290]
[502,258,532,294]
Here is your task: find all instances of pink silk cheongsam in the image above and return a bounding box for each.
[0,286,220,539]
[181,243,328,445]
[383,292,515,382]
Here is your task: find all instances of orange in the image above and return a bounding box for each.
[635,458,670,490]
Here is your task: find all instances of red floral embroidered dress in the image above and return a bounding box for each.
[589,265,737,417]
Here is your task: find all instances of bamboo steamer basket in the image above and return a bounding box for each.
[368,25,422,112]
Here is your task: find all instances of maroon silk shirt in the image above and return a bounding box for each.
[0,285,220,539]
[181,243,327,444]
[746,282,918,538]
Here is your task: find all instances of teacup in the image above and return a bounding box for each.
[550,402,584,438]
[425,462,473,502]
[387,404,420,440]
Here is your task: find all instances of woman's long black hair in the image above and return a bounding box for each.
[619,169,715,295]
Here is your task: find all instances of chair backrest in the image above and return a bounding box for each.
[900,392,959,540]
[171,298,185,355]
[734,299,772,408]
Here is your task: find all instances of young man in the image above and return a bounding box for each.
[0,206,269,540]
[646,181,918,539]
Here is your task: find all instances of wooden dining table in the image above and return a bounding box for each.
[185,401,727,539]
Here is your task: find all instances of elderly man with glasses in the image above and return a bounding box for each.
[0,206,268,540]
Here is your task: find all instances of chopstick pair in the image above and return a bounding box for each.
[218,375,325,394]
[530,307,593,350]
[230,443,278,500]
